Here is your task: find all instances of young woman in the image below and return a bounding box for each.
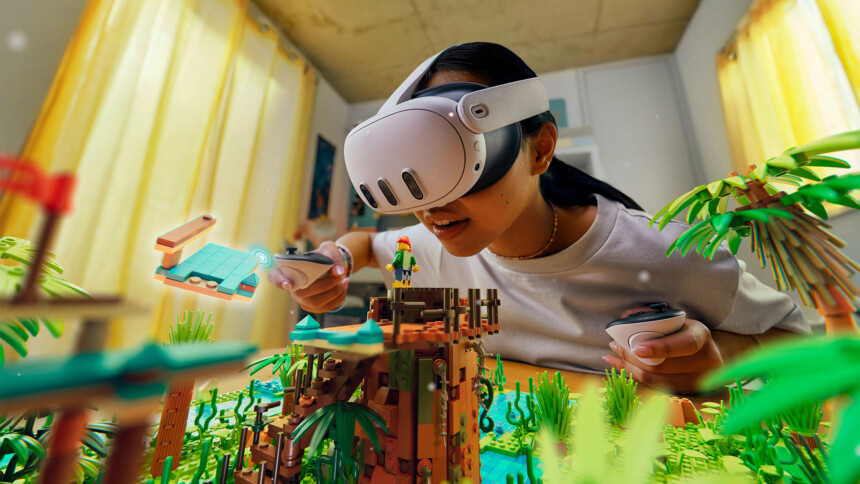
[270,42,809,394]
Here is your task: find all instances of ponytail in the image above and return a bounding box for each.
[522,111,643,211]
[539,155,643,210]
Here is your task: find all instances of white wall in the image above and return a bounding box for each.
[674,0,752,183]
[579,56,699,213]
[0,0,90,153]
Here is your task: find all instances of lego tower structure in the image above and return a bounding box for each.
[235,287,501,484]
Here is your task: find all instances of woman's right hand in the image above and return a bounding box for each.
[267,241,349,313]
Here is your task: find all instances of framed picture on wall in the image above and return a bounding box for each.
[307,135,336,219]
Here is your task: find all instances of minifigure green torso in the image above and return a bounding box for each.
[390,249,416,269]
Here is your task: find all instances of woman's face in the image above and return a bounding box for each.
[413,70,544,257]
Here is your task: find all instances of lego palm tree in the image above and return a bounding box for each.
[651,130,860,333]
[0,237,89,365]
[243,342,307,415]
[151,310,215,476]
[291,400,389,484]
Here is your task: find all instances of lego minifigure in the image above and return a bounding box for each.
[386,236,420,288]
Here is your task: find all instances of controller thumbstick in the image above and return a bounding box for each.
[286,247,298,255]
[649,303,668,312]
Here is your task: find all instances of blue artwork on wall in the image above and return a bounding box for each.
[308,135,335,219]
[548,98,568,128]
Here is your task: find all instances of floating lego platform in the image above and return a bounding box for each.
[153,215,260,302]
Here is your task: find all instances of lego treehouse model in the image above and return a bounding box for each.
[235,287,501,484]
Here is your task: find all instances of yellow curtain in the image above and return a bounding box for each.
[717,0,860,174]
[0,0,315,351]
[816,0,860,105]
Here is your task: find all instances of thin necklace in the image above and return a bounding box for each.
[488,204,558,260]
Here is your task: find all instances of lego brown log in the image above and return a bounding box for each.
[219,455,231,484]
[15,213,59,304]
[305,354,316,390]
[236,427,249,471]
[281,389,295,416]
[151,379,195,476]
[294,369,305,399]
[271,434,282,475]
[257,462,267,484]
[156,214,217,249]
[38,407,88,484]
[102,420,150,483]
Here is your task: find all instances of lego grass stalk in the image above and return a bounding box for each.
[538,384,673,484]
[603,368,640,427]
[532,371,574,454]
[650,130,860,333]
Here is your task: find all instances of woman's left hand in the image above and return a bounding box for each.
[602,310,723,395]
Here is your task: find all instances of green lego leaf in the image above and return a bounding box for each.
[727,231,744,255]
[806,155,851,168]
[355,411,388,453]
[38,273,89,298]
[308,408,336,456]
[787,166,820,181]
[784,129,860,158]
[0,322,29,359]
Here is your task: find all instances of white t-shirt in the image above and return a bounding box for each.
[372,195,810,373]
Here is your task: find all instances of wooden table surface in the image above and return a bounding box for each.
[484,358,727,408]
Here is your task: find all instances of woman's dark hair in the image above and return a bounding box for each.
[414,42,643,211]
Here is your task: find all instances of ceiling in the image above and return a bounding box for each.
[254,0,701,103]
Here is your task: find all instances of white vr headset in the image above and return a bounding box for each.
[344,47,550,214]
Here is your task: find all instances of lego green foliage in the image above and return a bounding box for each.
[168,310,214,345]
[292,401,390,484]
[494,353,507,392]
[243,343,312,388]
[505,380,537,450]
[0,236,89,365]
[0,412,116,483]
[704,335,860,484]
[537,385,679,484]
[604,368,640,427]
[532,371,573,444]
[780,398,824,438]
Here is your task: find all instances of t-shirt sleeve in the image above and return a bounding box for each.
[712,258,811,335]
[371,224,440,287]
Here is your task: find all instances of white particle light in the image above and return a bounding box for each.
[6,30,27,52]
[638,270,651,284]
[426,382,437,392]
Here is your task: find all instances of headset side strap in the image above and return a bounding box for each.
[457,78,550,133]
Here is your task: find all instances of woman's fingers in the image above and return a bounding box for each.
[298,278,349,313]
